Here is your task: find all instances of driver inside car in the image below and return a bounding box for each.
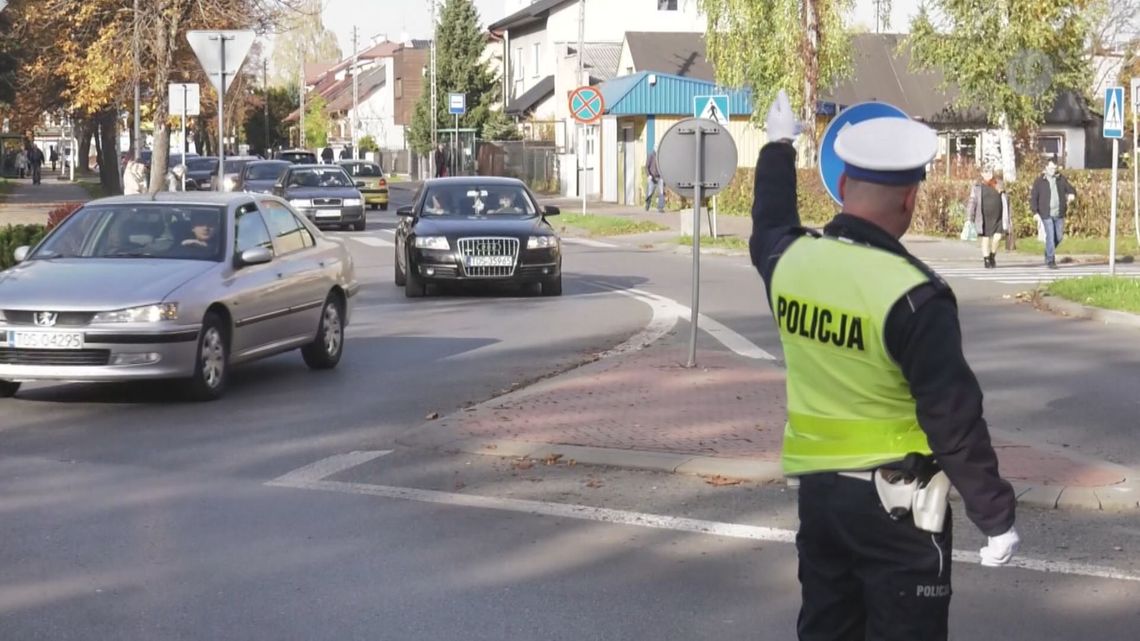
[180,211,220,253]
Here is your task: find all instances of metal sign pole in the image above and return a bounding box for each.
[1111,137,1120,275]
[1134,83,1138,245]
[181,86,188,191]
[215,36,229,192]
[688,124,703,368]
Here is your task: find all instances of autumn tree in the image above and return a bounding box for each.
[270,0,343,89]
[698,0,852,165]
[408,0,500,153]
[909,1,1092,182]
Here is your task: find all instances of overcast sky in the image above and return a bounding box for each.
[319,0,925,55]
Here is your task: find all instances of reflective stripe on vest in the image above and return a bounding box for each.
[770,236,934,475]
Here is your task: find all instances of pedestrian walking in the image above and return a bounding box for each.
[1029,159,1077,269]
[50,146,58,172]
[433,143,447,178]
[122,158,148,195]
[321,146,334,165]
[644,150,665,212]
[967,167,1007,268]
[27,145,45,185]
[15,149,27,179]
[751,90,1019,641]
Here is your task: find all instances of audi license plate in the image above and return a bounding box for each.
[315,209,342,219]
[8,331,85,350]
[467,256,513,268]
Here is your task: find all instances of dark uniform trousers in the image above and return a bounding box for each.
[797,473,953,641]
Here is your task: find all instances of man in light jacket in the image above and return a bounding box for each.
[1028,160,1077,269]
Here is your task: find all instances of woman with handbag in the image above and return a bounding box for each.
[967,167,1005,268]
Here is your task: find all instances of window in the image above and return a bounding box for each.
[658,0,678,9]
[262,202,314,254]
[514,47,524,93]
[396,78,403,98]
[532,43,540,78]
[1036,134,1063,162]
[235,208,274,256]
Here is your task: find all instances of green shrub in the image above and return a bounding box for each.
[0,224,47,270]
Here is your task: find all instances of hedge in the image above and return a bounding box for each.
[0,224,47,270]
[716,167,1138,240]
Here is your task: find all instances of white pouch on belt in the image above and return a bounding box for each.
[874,471,917,520]
[911,471,951,533]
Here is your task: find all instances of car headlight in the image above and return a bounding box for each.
[344,198,362,207]
[527,235,559,249]
[414,236,450,250]
[224,176,237,191]
[92,303,179,323]
[290,199,313,208]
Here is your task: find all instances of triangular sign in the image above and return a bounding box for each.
[186,30,256,96]
[1106,91,1123,131]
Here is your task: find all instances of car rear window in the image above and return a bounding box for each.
[247,163,287,180]
[344,163,382,177]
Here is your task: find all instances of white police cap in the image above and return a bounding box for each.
[834,117,938,186]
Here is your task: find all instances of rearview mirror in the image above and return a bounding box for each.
[13,245,29,263]
[237,246,273,267]
[396,206,415,218]
[543,205,560,216]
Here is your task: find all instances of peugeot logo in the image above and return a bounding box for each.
[34,312,58,327]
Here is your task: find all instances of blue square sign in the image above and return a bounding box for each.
[1103,86,1124,139]
[448,92,466,116]
[694,95,729,124]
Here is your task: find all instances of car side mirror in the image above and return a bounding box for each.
[236,246,273,267]
[355,181,366,188]
[13,245,30,263]
[396,206,415,218]
[543,205,560,216]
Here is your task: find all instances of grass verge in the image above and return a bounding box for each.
[76,180,107,200]
[557,213,668,237]
[677,235,749,251]
[1046,276,1140,314]
[1015,235,1140,258]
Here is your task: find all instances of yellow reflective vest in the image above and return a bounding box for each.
[770,235,934,475]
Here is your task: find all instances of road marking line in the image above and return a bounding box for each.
[378,229,395,236]
[592,286,679,358]
[350,236,394,248]
[591,282,776,360]
[564,237,618,248]
[268,452,1140,583]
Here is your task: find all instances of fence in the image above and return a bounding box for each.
[475,140,560,194]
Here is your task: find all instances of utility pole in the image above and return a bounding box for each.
[429,0,438,178]
[132,0,141,158]
[352,25,360,160]
[299,59,306,149]
[263,59,270,155]
[577,0,585,212]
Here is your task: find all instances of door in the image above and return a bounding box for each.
[226,205,292,359]
[622,127,637,205]
[260,200,327,342]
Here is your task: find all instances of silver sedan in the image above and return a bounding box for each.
[0,193,359,401]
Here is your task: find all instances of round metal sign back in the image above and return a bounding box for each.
[656,118,739,199]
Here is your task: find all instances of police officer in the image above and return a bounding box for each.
[751,91,1021,641]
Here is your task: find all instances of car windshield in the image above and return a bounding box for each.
[247,163,286,180]
[186,157,219,172]
[30,205,227,262]
[422,184,537,217]
[344,163,382,177]
[287,168,353,188]
[224,159,253,173]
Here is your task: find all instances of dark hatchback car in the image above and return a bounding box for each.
[183,156,219,190]
[276,149,319,164]
[273,165,367,231]
[238,160,291,194]
[394,177,562,298]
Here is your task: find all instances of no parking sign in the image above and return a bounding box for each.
[818,102,910,205]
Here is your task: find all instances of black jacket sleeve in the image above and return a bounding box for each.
[1029,179,1041,217]
[885,285,1017,536]
[749,142,802,302]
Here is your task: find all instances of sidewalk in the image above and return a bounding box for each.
[0,177,91,226]
[400,339,1139,512]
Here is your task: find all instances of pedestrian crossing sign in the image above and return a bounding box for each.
[1103,86,1124,139]
[694,95,729,124]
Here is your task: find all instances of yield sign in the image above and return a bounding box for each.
[186,30,256,96]
[569,86,605,124]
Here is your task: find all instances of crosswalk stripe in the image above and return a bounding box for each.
[348,236,393,248]
[919,261,1140,285]
[563,237,618,248]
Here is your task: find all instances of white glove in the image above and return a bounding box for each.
[765,89,802,144]
[1067,194,1076,203]
[979,527,1020,567]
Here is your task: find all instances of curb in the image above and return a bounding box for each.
[1035,295,1140,329]
[397,414,1140,512]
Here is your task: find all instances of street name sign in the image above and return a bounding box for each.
[448,93,466,115]
[1104,86,1124,139]
[693,95,729,125]
[569,86,605,125]
[168,83,200,117]
[818,101,910,205]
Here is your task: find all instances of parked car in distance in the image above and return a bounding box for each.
[183,156,219,190]
[273,165,367,231]
[276,149,318,164]
[217,156,262,191]
[394,177,562,298]
[338,161,389,210]
[0,193,358,401]
[239,160,291,194]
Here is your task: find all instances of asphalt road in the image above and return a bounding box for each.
[1,184,1137,639]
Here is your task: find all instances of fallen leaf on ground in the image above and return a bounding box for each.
[425,411,440,420]
[453,481,466,491]
[482,444,498,450]
[568,459,577,467]
[703,475,744,487]
[512,458,534,470]
[585,478,604,488]
[544,453,564,465]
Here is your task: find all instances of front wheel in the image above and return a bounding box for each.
[353,217,366,232]
[379,203,389,211]
[394,244,407,286]
[302,294,345,370]
[186,312,228,401]
[405,250,427,298]
[0,380,20,398]
[542,275,563,297]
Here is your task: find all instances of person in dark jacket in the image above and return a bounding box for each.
[1029,160,1077,269]
[645,150,665,212]
[321,146,334,164]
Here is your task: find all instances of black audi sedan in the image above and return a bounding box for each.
[238,159,290,194]
[273,164,367,231]
[394,177,562,297]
